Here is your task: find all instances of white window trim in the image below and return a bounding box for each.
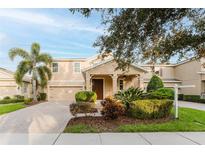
[52,62,59,73]
[73,62,81,73]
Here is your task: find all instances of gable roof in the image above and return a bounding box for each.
[0,67,31,82]
[82,58,148,72]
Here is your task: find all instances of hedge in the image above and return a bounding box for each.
[128,99,173,119]
[145,88,174,100]
[75,91,97,103]
[183,95,205,103]
[0,98,24,104]
[178,94,184,100]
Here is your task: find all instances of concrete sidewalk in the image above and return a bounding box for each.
[1,132,205,145]
[179,101,205,111]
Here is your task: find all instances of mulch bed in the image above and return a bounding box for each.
[67,115,173,132]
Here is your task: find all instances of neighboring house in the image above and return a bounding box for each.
[47,54,205,102]
[0,67,31,99]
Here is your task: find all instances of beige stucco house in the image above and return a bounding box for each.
[1,54,205,101]
[0,67,31,99]
[47,54,205,102]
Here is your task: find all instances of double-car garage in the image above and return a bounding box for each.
[48,86,84,102]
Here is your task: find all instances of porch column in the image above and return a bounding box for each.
[139,73,144,89]
[112,74,118,94]
[85,72,91,91]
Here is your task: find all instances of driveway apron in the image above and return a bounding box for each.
[0,102,72,133]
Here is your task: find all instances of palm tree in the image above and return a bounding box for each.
[9,42,52,102]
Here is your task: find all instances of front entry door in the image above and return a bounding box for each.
[92,79,103,100]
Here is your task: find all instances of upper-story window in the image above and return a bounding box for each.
[73,62,81,73]
[52,63,58,72]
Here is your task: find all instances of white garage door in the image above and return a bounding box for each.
[48,86,83,102]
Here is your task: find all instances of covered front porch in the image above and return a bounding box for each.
[82,59,147,100]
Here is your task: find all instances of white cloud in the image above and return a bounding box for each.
[0,9,103,34]
[0,9,61,27]
[43,49,91,57]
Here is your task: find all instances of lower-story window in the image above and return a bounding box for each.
[119,79,124,90]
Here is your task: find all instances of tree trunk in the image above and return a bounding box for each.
[32,78,37,102]
[151,63,155,75]
[32,63,37,102]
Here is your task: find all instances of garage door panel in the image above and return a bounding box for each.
[49,86,83,102]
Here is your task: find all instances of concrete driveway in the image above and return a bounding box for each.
[0,102,72,134]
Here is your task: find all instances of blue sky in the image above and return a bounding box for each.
[0,9,104,71]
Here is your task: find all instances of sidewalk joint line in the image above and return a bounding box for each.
[177,132,201,145]
[52,132,62,145]
[138,133,152,145]
[98,133,103,145]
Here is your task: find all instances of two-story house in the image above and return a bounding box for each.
[47,54,205,102]
[1,54,204,101]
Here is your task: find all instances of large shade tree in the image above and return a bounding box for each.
[70,8,205,70]
[9,43,52,102]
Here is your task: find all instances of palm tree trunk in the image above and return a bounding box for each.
[32,63,37,102]
[32,78,37,102]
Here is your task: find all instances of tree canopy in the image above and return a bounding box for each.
[70,8,205,70]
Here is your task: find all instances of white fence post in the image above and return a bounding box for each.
[174,84,179,119]
[173,84,195,119]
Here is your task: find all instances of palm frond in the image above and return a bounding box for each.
[36,53,52,65]
[15,60,32,85]
[31,42,40,57]
[9,48,30,61]
[37,66,47,88]
[43,66,52,80]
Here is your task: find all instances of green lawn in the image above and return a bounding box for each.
[0,103,25,115]
[118,107,205,132]
[64,107,205,133]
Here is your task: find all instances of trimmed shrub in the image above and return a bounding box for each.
[183,95,201,102]
[101,97,125,119]
[14,95,24,100]
[39,93,47,101]
[147,75,164,92]
[178,94,184,100]
[24,98,33,105]
[114,87,143,110]
[199,99,205,103]
[70,102,97,116]
[128,99,173,119]
[75,91,97,103]
[3,96,10,100]
[146,88,174,100]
